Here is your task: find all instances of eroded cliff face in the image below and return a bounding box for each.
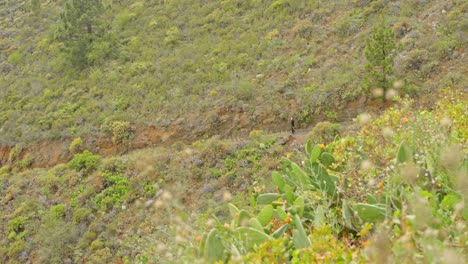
[0,97,391,169]
[0,106,262,168]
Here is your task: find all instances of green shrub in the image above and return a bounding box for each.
[50,204,66,219]
[87,37,116,66]
[326,110,338,122]
[40,171,63,194]
[78,231,97,249]
[94,173,130,209]
[8,216,26,233]
[308,121,341,144]
[90,239,104,251]
[73,208,91,224]
[110,121,133,145]
[37,215,78,263]
[16,154,34,169]
[100,157,127,173]
[8,145,22,163]
[0,165,12,175]
[235,81,255,100]
[164,26,181,46]
[30,0,40,13]
[7,240,26,259]
[7,51,23,65]
[113,96,129,111]
[68,150,101,173]
[115,10,136,30]
[249,130,264,140]
[69,137,84,154]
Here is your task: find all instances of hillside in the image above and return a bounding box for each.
[0,0,467,263]
[1,0,466,147]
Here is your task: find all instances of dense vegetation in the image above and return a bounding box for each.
[1,89,466,263]
[1,0,466,144]
[0,0,467,263]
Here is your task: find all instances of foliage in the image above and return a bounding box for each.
[308,121,341,145]
[0,1,467,263]
[0,0,465,145]
[7,51,24,65]
[37,213,79,263]
[73,207,92,223]
[68,150,101,173]
[110,121,133,145]
[69,137,84,154]
[0,90,466,262]
[8,216,27,233]
[30,0,40,13]
[187,141,388,262]
[179,90,467,262]
[363,15,396,98]
[50,204,66,219]
[8,145,22,164]
[94,172,130,209]
[56,0,106,67]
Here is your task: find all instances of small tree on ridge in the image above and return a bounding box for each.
[363,15,396,100]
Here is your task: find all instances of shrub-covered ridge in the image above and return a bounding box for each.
[0,0,466,144]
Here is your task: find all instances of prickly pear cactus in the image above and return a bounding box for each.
[235,227,272,250]
[309,143,322,164]
[272,171,285,190]
[257,205,274,226]
[319,152,335,165]
[203,229,225,263]
[353,203,387,222]
[257,193,281,204]
[292,214,311,249]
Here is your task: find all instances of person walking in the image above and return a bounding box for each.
[290,117,295,135]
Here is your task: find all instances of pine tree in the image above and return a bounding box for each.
[56,0,104,68]
[363,15,396,100]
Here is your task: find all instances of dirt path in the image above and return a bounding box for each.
[0,98,381,169]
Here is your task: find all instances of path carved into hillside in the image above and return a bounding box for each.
[0,98,389,169]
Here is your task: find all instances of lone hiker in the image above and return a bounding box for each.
[290,116,295,134]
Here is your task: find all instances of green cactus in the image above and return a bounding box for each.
[249,218,265,232]
[342,200,359,231]
[204,229,225,263]
[272,171,285,190]
[228,203,240,217]
[257,193,281,204]
[290,162,313,190]
[199,232,208,257]
[315,165,338,197]
[319,152,335,165]
[282,185,296,204]
[305,140,313,155]
[274,207,288,221]
[366,194,378,204]
[292,214,311,249]
[313,205,325,227]
[353,203,387,222]
[272,224,290,239]
[293,196,305,217]
[309,144,322,164]
[234,210,252,228]
[235,227,272,250]
[257,205,274,226]
[397,142,412,164]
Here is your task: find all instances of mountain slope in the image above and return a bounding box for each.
[0,0,467,263]
[0,0,466,148]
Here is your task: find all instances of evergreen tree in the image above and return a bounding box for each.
[56,0,104,68]
[363,15,396,99]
